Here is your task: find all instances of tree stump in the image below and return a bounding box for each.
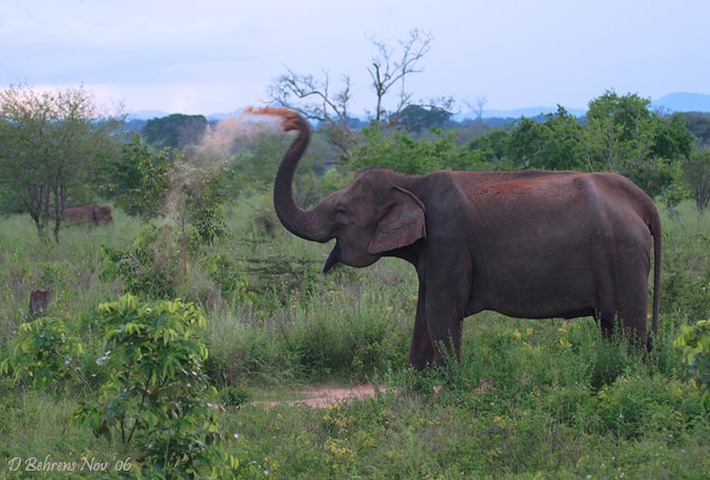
[29,289,50,319]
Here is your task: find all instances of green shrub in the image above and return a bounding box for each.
[285,288,408,381]
[205,316,296,386]
[351,126,478,174]
[74,295,239,478]
[675,319,710,411]
[220,385,252,407]
[1,316,84,393]
[204,252,250,298]
[595,374,702,440]
[100,224,181,299]
[37,261,67,291]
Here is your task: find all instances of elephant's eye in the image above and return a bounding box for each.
[334,206,349,224]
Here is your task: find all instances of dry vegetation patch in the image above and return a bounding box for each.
[257,384,385,408]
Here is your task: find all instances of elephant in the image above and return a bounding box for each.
[253,106,662,371]
[63,205,113,227]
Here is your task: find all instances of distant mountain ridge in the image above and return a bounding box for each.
[127,109,244,122]
[468,106,586,121]
[474,92,710,120]
[651,92,710,113]
[127,92,710,122]
[127,110,170,121]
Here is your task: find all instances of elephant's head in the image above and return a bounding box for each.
[317,172,428,272]
[252,107,427,272]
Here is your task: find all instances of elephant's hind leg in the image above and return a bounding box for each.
[614,263,650,350]
[598,308,647,349]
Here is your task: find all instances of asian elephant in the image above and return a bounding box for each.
[254,107,662,371]
[63,205,113,227]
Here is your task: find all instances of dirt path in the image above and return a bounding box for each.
[258,383,384,408]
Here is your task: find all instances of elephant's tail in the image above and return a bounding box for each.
[649,207,662,350]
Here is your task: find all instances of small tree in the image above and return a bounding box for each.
[583,91,693,198]
[113,133,180,219]
[507,106,587,171]
[685,150,710,211]
[269,66,357,160]
[584,91,657,171]
[394,104,453,133]
[142,113,208,149]
[351,126,474,174]
[104,134,230,292]
[0,84,124,242]
[75,295,239,477]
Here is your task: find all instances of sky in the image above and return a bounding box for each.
[2,0,709,117]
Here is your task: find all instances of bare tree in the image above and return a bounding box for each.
[464,95,488,137]
[268,68,356,160]
[268,29,441,160]
[367,29,433,125]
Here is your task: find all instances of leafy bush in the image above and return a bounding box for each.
[204,252,251,299]
[1,316,84,393]
[220,385,252,407]
[284,285,410,381]
[75,295,238,478]
[100,225,181,299]
[675,319,710,411]
[351,126,480,174]
[594,374,703,447]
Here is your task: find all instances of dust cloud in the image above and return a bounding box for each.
[162,111,281,221]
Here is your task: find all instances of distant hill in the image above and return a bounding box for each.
[452,106,587,122]
[127,92,710,123]
[205,108,246,121]
[458,93,710,121]
[127,109,245,122]
[651,93,710,113]
[127,110,170,121]
[484,106,586,120]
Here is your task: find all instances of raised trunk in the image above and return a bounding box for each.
[265,108,332,242]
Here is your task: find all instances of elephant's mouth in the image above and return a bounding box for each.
[322,242,341,273]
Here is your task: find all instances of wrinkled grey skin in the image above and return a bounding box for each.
[266,107,662,370]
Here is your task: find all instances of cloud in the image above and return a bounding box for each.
[3,0,710,115]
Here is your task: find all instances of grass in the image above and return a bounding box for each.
[0,199,709,478]
[221,318,709,478]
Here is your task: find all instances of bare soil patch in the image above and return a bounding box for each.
[258,383,384,408]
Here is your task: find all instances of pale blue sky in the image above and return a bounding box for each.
[2,0,708,115]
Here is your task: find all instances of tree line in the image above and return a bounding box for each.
[3,25,710,244]
[1,83,710,245]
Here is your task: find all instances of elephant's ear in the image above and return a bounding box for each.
[368,186,427,254]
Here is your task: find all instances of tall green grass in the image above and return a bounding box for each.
[223,320,708,478]
[0,199,708,478]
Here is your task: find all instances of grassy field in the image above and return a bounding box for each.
[0,198,708,479]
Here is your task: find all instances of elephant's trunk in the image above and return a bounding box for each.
[250,107,331,243]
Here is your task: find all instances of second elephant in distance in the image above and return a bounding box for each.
[255,107,662,371]
[63,205,113,227]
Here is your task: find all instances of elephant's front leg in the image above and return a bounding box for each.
[409,282,434,370]
[413,253,470,369]
[425,282,465,369]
